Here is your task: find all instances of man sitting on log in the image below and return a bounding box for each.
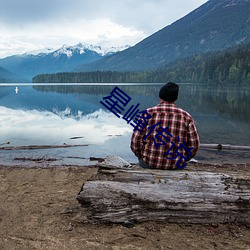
[130,82,200,170]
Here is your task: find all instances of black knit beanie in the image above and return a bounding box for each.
[159,82,179,102]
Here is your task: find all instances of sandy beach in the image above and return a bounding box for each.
[0,163,250,250]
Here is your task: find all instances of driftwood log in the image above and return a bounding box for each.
[77,162,250,225]
[200,143,250,151]
[0,144,88,151]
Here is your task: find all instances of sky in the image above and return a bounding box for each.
[0,0,208,58]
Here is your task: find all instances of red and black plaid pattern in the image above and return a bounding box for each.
[130,101,200,169]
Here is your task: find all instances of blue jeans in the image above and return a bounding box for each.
[138,158,155,169]
[138,158,186,170]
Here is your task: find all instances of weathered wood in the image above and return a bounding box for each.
[14,157,57,162]
[200,143,250,151]
[0,144,88,150]
[77,166,250,225]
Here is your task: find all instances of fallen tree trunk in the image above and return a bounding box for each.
[0,144,89,151]
[77,166,250,225]
[200,143,250,151]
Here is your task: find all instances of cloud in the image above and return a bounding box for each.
[0,18,145,57]
[0,0,207,31]
[0,0,71,25]
[0,0,208,57]
[0,106,131,145]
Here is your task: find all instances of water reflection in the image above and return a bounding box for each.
[0,83,249,166]
[0,106,131,145]
[178,84,250,123]
[33,83,250,122]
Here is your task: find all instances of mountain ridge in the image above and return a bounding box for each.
[75,0,250,72]
[1,0,249,82]
[0,43,130,81]
[0,65,26,83]
[32,42,250,85]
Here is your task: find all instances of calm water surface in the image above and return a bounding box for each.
[0,83,249,166]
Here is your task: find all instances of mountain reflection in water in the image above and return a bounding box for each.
[0,83,249,166]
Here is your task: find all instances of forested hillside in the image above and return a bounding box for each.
[33,44,250,85]
[151,43,250,84]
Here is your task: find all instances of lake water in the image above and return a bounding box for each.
[0,83,249,167]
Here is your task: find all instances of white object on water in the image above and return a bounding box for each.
[15,87,18,94]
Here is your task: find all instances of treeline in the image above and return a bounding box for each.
[33,43,250,85]
[33,71,151,83]
[153,43,250,84]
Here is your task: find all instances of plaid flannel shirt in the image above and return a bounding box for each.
[130,101,200,169]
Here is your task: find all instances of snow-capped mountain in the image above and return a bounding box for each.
[0,43,130,81]
[51,43,130,58]
[29,43,130,58]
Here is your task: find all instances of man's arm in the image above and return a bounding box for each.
[130,129,144,158]
[186,119,200,159]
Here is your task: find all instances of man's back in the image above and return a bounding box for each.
[130,83,200,170]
